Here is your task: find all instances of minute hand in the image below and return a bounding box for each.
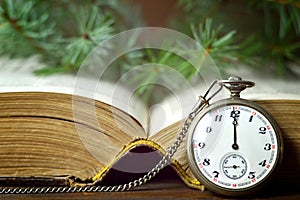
[232,117,239,150]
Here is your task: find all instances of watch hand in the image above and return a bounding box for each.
[224,165,240,169]
[231,110,239,150]
[232,119,239,150]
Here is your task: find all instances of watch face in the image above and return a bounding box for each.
[188,100,282,195]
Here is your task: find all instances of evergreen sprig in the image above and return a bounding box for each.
[191,19,238,75]
[121,19,238,104]
[0,0,54,57]
[127,49,194,104]
[35,5,114,74]
[0,0,126,75]
[177,0,300,77]
[1,0,300,105]
[244,0,300,75]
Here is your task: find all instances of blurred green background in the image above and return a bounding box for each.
[0,0,299,103]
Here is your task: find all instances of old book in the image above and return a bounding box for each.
[0,58,299,189]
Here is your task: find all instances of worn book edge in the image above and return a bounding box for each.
[91,139,204,191]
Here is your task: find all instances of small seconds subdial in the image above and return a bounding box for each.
[222,154,247,180]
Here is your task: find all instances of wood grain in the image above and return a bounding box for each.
[0,167,299,200]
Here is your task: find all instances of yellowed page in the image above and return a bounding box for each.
[0,56,148,134]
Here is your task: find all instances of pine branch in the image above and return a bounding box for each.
[243,0,300,76]
[1,0,299,105]
[34,4,115,75]
[191,19,238,74]
[63,5,114,70]
[177,0,300,77]
[0,0,54,57]
[120,19,239,105]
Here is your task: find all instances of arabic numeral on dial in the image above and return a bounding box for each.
[248,171,256,179]
[203,158,210,166]
[213,171,219,178]
[198,142,205,149]
[259,159,267,167]
[259,127,267,134]
[214,115,223,122]
[206,127,212,133]
[230,110,240,118]
[249,115,253,122]
[264,143,271,151]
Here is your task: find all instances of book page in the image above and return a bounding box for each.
[0,56,149,133]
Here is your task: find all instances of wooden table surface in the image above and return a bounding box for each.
[1,167,299,200]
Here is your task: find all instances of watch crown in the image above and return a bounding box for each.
[228,76,242,81]
[218,77,255,99]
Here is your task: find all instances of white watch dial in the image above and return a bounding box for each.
[190,103,281,192]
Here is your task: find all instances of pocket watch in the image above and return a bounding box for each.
[187,77,283,196]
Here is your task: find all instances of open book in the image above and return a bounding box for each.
[0,57,299,189]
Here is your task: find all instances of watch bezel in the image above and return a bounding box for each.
[186,98,284,196]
